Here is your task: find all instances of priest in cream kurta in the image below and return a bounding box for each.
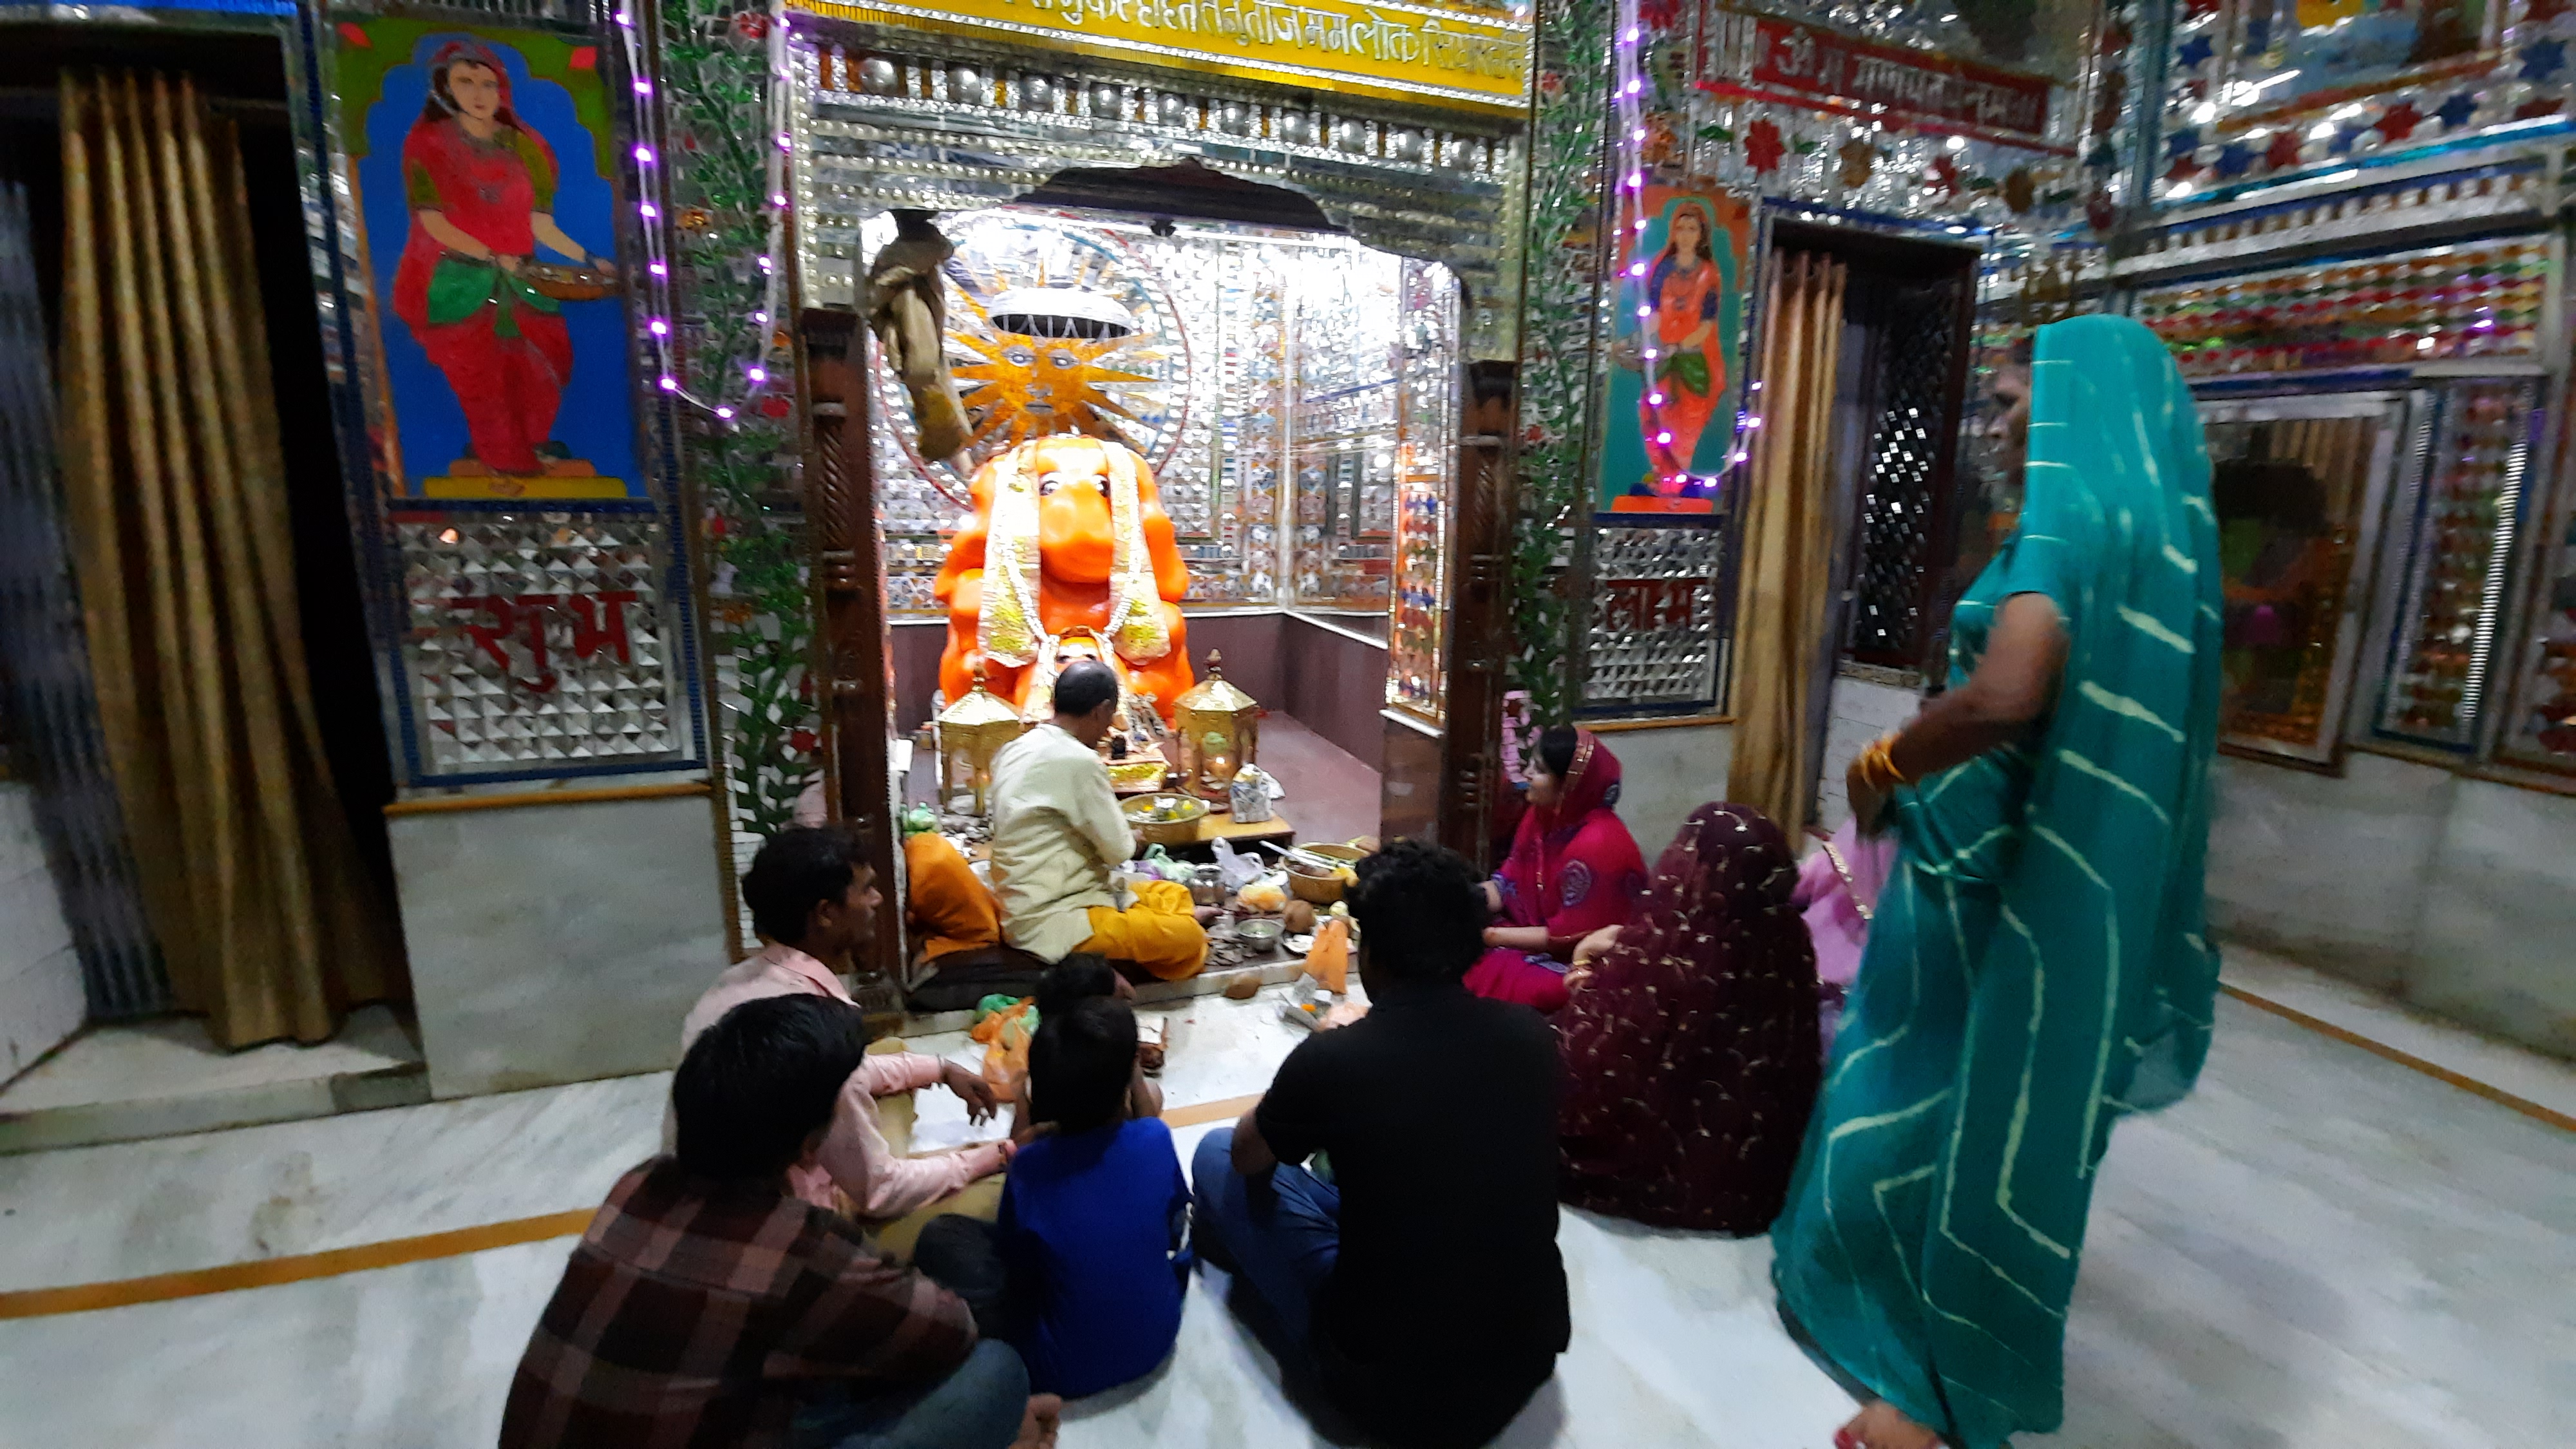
[984,661,1209,980]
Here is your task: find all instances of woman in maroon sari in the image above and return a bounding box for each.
[1466,727,1647,1014]
[392,41,604,480]
[1557,803,1819,1231]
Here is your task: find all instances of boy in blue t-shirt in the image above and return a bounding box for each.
[916,994,1191,1399]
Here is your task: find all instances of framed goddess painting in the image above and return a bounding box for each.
[1596,185,1753,516]
[336,20,639,500]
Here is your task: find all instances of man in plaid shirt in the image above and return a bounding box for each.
[501,993,1059,1448]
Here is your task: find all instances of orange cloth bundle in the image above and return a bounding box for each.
[1308,917,1350,995]
[971,997,1036,1102]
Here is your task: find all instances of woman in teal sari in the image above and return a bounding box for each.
[1771,314,2224,1449]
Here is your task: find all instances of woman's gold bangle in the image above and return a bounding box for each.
[1857,734,1912,791]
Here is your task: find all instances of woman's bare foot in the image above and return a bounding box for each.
[1010,1392,1063,1449]
[1835,1400,1942,1449]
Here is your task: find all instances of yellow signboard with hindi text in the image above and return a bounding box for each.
[791,0,1533,115]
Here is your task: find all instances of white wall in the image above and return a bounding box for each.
[0,782,84,1083]
[2211,755,2576,1060]
[1599,723,1733,863]
[392,790,728,1098]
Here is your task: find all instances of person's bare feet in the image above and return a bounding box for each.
[1010,1393,1063,1449]
[1835,1400,1942,1449]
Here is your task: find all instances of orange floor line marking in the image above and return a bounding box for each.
[2219,983,2575,1134]
[0,1209,598,1321]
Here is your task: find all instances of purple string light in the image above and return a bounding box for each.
[614,5,791,434]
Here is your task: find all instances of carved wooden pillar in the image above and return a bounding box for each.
[1439,360,1518,869]
[799,308,905,978]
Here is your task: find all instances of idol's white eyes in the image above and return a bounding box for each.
[1037,473,1104,497]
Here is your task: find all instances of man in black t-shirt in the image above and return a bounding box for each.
[1191,840,1569,1449]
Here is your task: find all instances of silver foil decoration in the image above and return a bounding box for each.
[858,56,898,95]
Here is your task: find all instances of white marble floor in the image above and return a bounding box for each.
[1,967,2569,1448]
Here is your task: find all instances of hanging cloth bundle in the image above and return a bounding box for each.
[862,209,970,462]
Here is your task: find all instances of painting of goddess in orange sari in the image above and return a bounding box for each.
[1640,199,1726,486]
[1599,187,1749,516]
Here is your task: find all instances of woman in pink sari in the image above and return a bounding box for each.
[1466,727,1647,1013]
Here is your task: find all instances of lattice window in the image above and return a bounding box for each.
[1843,275,1967,672]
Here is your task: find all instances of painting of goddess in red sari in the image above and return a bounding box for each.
[343,23,637,500]
[1599,187,1748,516]
[392,42,606,486]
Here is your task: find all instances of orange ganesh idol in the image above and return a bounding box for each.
[934,434,1195,723]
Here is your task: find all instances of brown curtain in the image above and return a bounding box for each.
[57,72,399,1048]
[1725,251,1847,832]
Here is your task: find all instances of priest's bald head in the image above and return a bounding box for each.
[1054,661,1121,746]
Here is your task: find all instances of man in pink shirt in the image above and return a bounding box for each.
[685,826,1015,1229]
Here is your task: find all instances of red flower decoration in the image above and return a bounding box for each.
[789,729,820,755]
[2264,129,2304,171]
[2165,153,2202,184]
[568,45,598,70]
[2515,97,2566,120]
[1523,422,1551,446]
[759,394,792,418]
[2183,0,2221,15]
[2085,187,2119,234]
[1745,118,1786,175]
[2374,102,2422,142]
[336,20,372,46]
[1926,155,1961,196]
[1538,71,1564,100]
[732,9,769,38]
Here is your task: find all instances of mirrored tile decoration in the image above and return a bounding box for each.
[2375,377,2537,750]
[1293,245,1405,610]
[848,209,1451,619]
[1389,256,1462,723]
[396,509,696,775]
[2134,236,2550,378]
[1583,525,1727,707]
[787,34,1520,354]
[2154,0,2571,206]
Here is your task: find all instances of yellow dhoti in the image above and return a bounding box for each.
[1079,879,1209,981]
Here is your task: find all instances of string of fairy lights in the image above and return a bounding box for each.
[611,4,790,431]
